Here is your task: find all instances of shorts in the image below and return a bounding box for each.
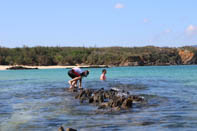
[68,70,79,79]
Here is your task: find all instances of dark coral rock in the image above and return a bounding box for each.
[58,126,65,131]
[69,88,78,93]
[121,98,133,109]
[73,88,144,111]
[89,97,94,103]
[129,95,144,102]
[66,128,77,131]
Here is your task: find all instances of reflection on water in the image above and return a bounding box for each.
[1,66,197,131]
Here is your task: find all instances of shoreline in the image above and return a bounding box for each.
[1,64,196,70]
[0,65,109,70]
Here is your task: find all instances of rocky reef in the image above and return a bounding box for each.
[68,87,144,111]
[58,87,146,131]
[58,126,77,131]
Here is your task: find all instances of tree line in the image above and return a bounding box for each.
[0,46,197,66]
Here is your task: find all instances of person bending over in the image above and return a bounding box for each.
[68,67,89,88]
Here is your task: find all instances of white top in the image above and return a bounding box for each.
[72,67,83,74]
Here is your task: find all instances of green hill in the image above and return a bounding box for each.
[1,46,197,66]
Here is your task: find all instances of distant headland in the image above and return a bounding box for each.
[0,46,197,70]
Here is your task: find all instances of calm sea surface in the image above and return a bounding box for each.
[0,65,197,131]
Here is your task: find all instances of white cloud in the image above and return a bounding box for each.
[185,25,197,36]
[114,3,124,9]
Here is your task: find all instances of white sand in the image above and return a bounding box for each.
[0,65,108,70]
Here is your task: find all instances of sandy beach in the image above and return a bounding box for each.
[0,65,109,70]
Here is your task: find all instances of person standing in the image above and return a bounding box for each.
[100,69,107,81]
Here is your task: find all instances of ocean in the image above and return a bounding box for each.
[0,65,197,131]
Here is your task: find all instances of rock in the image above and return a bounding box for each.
[85,89,94,97]
[69,87,78,93]
[98,102,108,109]
[58,126,65,131]
[121,56,144,66]
[121,98,133,109]
[129,95,144,102]
[66,128,77,131]
[178,49,195,64]
[113,106,121,111]
[93,93,104,103]
[6,66,38,70]
[111,96,124,108]
[88,97,94,103]
[74,88,144,111]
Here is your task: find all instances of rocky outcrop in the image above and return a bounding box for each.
[178,50,195,64]
[6,66,38,70]
[120,49,197,66]
[69,87,144,111]
[58,126,77,131]
[121,56,144,66]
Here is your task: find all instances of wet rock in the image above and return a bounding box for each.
[69,87,78,93]
[89,97,94,103]
[93,92,104,103]
[113,106,121,111]
[85,89,93,97]
[73,88,144,111]
[58,126,77,131]
[111,96,124,108]
[79,90,86,98]
[129,95,144,102]
[66,128,77,131]
[121,98,133,109]
[58,126,65,131]
[98,102,108,109]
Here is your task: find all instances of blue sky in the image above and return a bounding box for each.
[0,0,197,48]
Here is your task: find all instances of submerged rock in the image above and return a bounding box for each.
[68,87,78,93]
[58,126,65,131]
[58,126,77,131]
[66,128,77,131]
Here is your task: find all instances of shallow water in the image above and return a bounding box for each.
[0,66,197,131]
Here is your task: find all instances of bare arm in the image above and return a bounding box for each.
[70,76,81,82]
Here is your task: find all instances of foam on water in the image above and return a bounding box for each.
[0,103,34,131]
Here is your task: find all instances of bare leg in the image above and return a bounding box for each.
[69,77,81,88]
[72,80,78,88]
[68,80,73,88]
[68,76,81,88]
[74,80,78,88]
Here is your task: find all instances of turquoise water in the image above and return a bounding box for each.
[0,65,197,131]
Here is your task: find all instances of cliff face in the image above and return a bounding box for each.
[178,50,195,64]
[121,56,144,66]
[121,49,197,66]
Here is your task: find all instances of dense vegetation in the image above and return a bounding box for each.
[0,46,197,66]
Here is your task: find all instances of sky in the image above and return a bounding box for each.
[0,0,197,48]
